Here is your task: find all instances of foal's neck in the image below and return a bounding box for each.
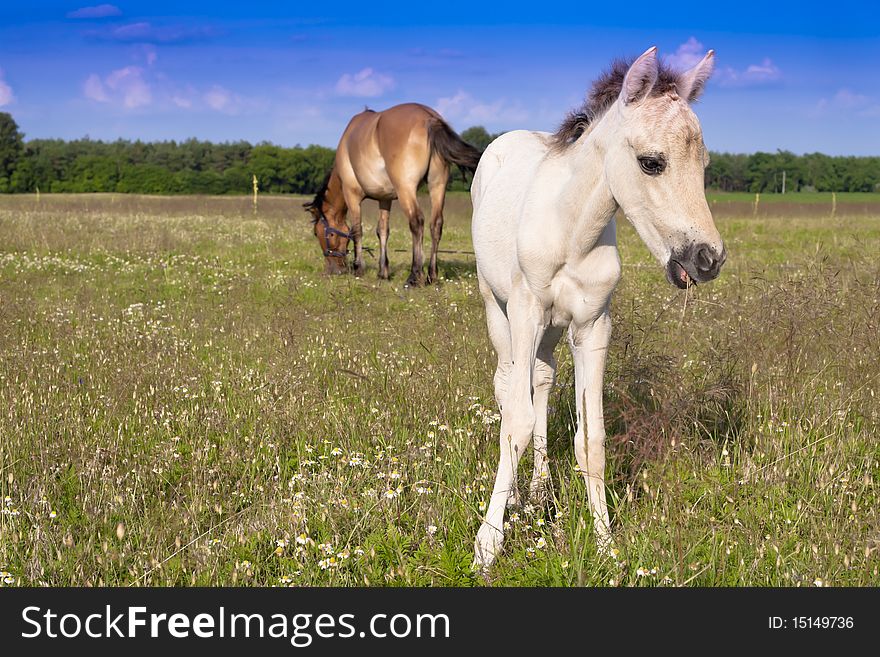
[556,110,620,256]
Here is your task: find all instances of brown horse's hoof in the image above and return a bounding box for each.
[352,263,365,277]
[405,275,424,287]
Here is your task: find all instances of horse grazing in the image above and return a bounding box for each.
[304,103,481,285]
[471,46,726,571]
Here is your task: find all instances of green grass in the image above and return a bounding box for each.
[0,192,878,587]
[706,191,880,204]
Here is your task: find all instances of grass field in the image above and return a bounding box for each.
[1,192,878,587]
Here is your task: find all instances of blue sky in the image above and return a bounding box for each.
[0,1,878,154]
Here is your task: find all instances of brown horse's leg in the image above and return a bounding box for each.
[376,199,392,280]
[398,192,425,286]
[426,157,449,284]
[343,189,366,276]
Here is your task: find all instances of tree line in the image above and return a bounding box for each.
[704,151,880,193]
[0,113,877,195]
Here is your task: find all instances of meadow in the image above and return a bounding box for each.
[0,191,878,587]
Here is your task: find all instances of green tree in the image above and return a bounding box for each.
[6,130,876,196]
[67,155,119,192]
[222,163,252,194]
[0,112,24,192]
[116,164,180,194]
[460,126,494,153]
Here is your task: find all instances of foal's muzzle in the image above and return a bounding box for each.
[666,243,727,289]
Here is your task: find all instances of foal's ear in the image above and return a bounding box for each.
[677,50,715,103]
[621,46,659,105]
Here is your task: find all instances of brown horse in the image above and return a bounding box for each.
[304,103,481,285]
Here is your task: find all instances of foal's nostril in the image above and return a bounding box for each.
[695,244,716,272]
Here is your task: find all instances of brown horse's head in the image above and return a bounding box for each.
[304,170,350,275]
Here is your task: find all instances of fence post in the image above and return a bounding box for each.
[252,175,259,215]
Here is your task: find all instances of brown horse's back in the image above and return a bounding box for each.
[378,104,441,188]
[339,103,440,201]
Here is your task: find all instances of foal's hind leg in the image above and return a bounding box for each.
[426,156,449,284]
[376,199,392,280]
[530,327,562,505]
[397,191,425,286]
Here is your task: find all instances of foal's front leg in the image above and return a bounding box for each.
[474,290,545,572]
[569,310,613,551]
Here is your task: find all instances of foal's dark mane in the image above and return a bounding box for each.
[552,57,683,150]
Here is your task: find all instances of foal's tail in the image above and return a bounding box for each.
[427,118,482,181]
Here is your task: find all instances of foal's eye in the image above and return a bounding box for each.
[637,155,666,176]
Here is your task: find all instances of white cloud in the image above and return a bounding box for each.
[743,59,782,82]
[718,58,782,87]
[666,39,779,88]
[81,57,264,116]
[200,85,263,114]
[204,86,230,111]
[171,95,192,109]
[667,37,705,70]
[67,4,122,19]
[83,74,109,102]
[832,88,868,109]
[83,66,151,108]
[203,85,234,112]
[811,88,877,119]
[335,68,395,97]
[106,66,151,108]
[86,21,217,44]
[435,90,528,127]
[83,65,259,115]
[109,22,151,40]
[0,68,14,106]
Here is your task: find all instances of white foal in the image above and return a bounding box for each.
[471,46,726,571]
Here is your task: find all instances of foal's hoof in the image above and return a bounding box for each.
[595,531,616,559]
[529,468,551,505]
[505,486,521,509]
[528,480,549,506]
[473,523,503,574]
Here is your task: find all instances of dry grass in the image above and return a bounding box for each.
[0,193,878,587]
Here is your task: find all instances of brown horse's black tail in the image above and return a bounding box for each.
[427,118,482,181]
